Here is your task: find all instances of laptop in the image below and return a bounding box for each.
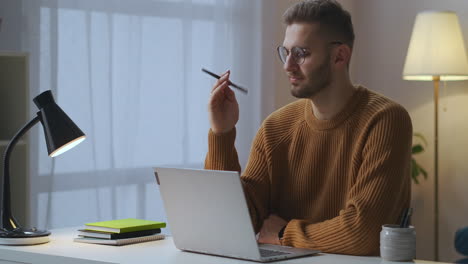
[154,167,321,262]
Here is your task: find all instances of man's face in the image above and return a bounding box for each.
[282,23,334,99]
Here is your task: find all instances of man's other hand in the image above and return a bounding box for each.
[208,70,239,134]
[257,214,287,245]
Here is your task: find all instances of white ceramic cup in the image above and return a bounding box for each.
[380,224,416,261]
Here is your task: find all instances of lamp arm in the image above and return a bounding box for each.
[1,115,40,231]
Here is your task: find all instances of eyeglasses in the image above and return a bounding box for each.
[277,41,343,65]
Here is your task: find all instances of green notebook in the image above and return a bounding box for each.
[85,218,166,233]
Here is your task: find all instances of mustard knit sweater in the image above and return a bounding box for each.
[205,86,412,256]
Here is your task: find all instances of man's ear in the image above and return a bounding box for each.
[333,44,352,68]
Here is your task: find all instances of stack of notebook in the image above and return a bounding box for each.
[74,218,166,246]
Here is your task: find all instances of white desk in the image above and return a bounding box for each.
[0,227,448,264]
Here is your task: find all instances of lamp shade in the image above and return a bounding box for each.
[403,11,468,81]
[33,90,86,157]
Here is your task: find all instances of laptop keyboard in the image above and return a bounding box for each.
[259,248,292,257]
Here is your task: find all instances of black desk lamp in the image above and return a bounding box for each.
[0,90,86,245]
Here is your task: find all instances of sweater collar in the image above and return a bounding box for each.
[304,86,367,131]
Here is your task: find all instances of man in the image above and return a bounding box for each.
[205,0,412,256]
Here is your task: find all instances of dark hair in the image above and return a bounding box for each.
[283,0,355,49]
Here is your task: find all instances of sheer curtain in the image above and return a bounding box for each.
[21,0,270,230]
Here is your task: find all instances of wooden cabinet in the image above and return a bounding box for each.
[0,52,30,227]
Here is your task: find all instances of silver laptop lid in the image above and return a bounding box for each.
[154,167,261,260]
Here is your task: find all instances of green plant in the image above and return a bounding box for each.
[411,132,428,184]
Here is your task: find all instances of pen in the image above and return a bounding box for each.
[398,208,408,227]
[201,68,248,94]
[400,208,413,228]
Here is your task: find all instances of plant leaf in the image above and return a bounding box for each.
[412,174,419,184]
[411,159,420,184]
[412,144,424,154]
[413,132,428,146]
[420,167,428,179]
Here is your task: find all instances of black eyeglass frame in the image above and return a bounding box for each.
[277,41,344,65]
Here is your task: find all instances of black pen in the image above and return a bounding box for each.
[399,208,408,227]
[400,208,413,228]
[201,68,248,94]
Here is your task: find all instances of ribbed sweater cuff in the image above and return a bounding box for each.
[281,219,311,248]
[281,220,294,246]
[206,128,237,170]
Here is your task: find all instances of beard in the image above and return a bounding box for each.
[290,53,332,99]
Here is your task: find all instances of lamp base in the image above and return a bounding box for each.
[0,227,50,245]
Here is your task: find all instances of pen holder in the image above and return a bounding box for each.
[380,224,416,261]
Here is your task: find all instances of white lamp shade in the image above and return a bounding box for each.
[403,11,468,81]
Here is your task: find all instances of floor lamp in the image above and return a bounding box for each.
[403,11,468,261]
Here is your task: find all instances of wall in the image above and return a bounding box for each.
[0,0,22,52]
[353,0,468,262]
[273,0,298,109]
[274,0,468,262]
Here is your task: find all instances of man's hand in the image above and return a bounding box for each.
[257,214,287,245]
[208,70,239,134]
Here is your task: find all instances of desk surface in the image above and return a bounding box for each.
[0,227,448,264]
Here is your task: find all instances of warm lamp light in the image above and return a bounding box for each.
[403,11,468,81]
[403,11,468,261]
[0,90,86,245]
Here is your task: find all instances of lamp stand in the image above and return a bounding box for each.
[1,89,85,245]
[1,116,50,245]
[433,76,440,261]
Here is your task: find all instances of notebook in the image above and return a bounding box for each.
[74,233,165,246]
[154,167,320,262]
[77,228,161,239]
[84,218,166,233]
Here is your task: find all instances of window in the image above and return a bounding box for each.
[23,0,264,229]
